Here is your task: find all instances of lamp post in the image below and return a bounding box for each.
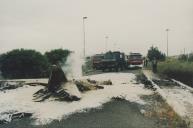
[166,29,170,57]
[83,17,87,58]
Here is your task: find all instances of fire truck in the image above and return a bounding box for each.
[127,53,143,68]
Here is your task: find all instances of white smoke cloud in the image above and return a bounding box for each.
[62,52,84,80]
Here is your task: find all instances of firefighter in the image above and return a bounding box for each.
[152,57,157,73]
[144,57,148,67]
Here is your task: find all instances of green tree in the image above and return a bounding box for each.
[0,49,49,79]
[147,46,166,61]
[45,49,71,65]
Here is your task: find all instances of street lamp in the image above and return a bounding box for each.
[166,28,170,57]
[83,17,87,58]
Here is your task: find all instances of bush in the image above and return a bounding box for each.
[0,49,49,79]
[45,49,71,65]
[158,60,193,87]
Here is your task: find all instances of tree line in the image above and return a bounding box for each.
[0,49,71,79]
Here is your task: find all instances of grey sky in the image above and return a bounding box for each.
[0,0,193,56]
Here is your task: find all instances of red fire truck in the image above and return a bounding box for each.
[127,53,143,68]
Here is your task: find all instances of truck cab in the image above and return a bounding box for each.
[127,53,143,68]
[101,51,126,72]
[92,54,104,70]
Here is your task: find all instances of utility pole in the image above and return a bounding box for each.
[83,17,87,58]
[105,36,108,52]
[166,29,170,57]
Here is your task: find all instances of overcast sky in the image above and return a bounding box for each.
[0,0,193,56]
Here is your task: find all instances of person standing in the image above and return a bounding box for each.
[143,57,148,67]
[152,57,157,73]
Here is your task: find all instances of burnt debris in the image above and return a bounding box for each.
[33,65,81,102]
[33,65,105,102]
[0,81,25,91]
[0,112,32,125]
[47,65,68,92]
[136,73,156,91]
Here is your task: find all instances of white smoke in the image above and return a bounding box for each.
[62,52,84,80]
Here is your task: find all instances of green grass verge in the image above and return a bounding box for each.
[157,60,193,87]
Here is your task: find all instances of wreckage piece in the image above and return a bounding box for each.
[99,80,112,85]
[75,80,104,92]
[0,81,25,91]
[0,112,32,124]
[86,79,112,85]
[33,65,81,102]
[47,65,68,92]
[33,82,81,102]
[48,81,81,102]
[26,82,48,87]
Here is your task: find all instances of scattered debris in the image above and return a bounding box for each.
[136,73,156,91]
[100,80,112,85]
[75,80,104,92]
[152,79,180,88]
[87,79,112,85]
[0,81,25,91]
[26,82,48,87]
[112,95,126,101]
[0,112,32,125]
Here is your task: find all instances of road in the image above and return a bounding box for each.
[0,69,189,128]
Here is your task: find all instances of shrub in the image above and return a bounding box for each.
[158,60,193,87]
[0,49,49,79]
[45,49,71,65]
[147,46,166,61]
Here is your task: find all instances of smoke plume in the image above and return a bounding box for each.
[62,52,84,80]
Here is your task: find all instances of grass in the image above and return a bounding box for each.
[141,92,189,128]
[157,59,193,87]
